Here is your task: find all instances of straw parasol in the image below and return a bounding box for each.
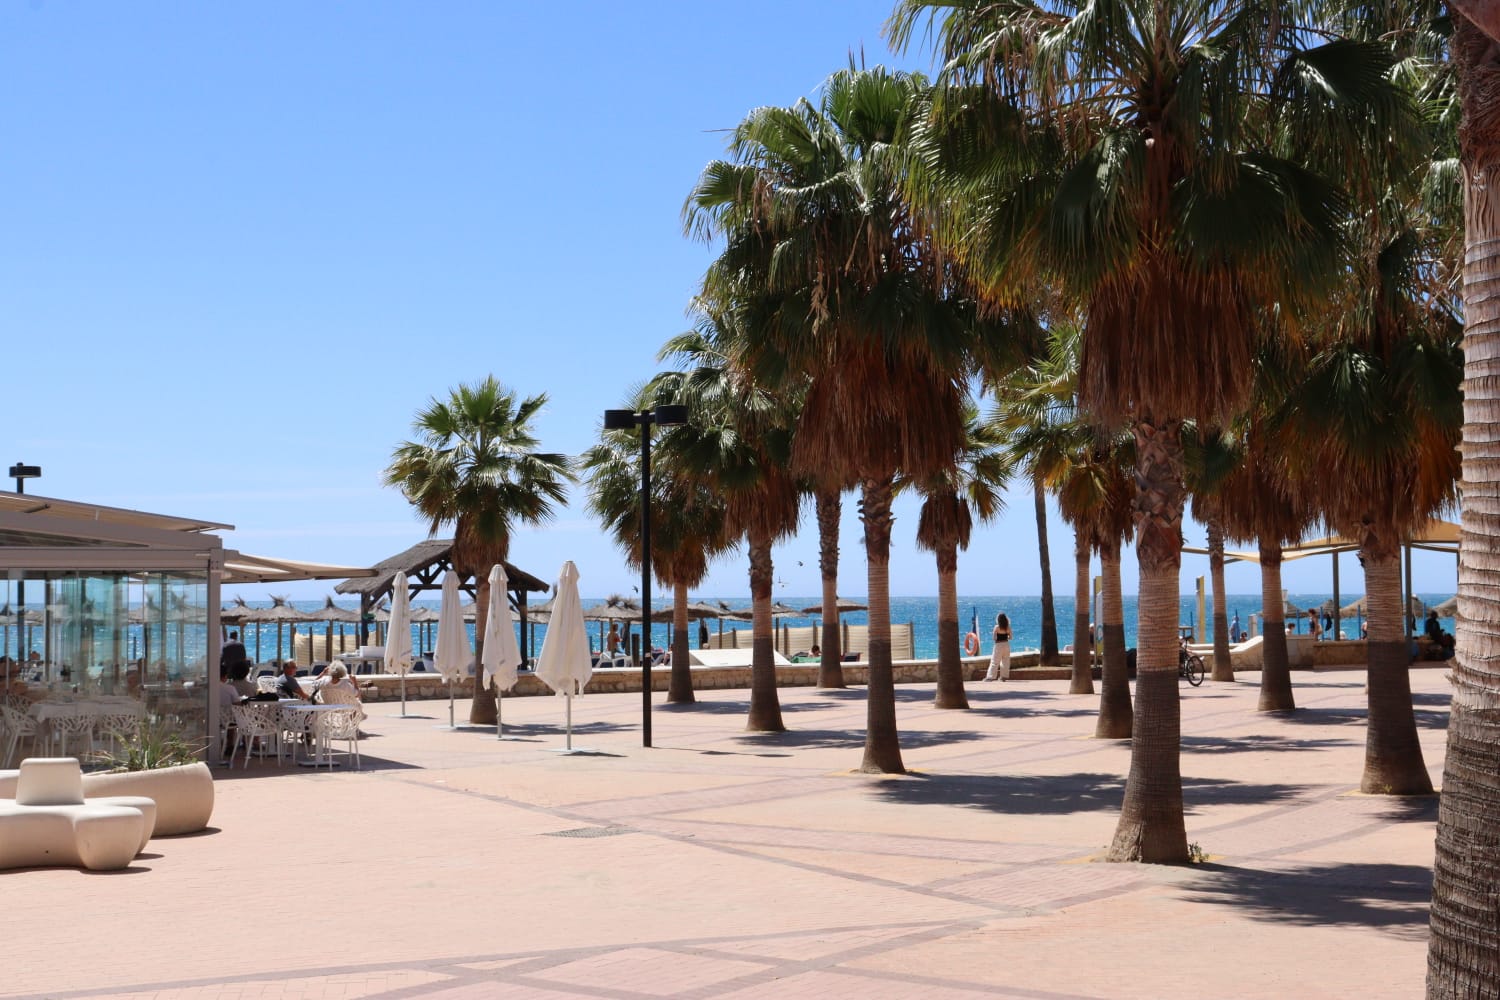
[650,600,729,623]
[1340,595,1427,618]
[313,597,360,662]
[801,597,868,615]
[1432,596,1457,617]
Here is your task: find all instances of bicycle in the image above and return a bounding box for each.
[1178,641,1205,686]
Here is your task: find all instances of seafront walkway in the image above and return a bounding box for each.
[4,669,1447,999]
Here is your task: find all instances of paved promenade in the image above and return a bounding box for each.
[3,668,1448,999]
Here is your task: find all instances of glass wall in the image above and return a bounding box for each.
[3,569,210,764]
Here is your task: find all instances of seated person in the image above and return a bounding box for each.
[228,661,257,698]
[218,667,241,759]
[275,661,309,700]
[1423,611,1456,655]
[316,664,366,720]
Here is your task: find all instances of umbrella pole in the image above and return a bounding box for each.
[448,679,455,729]
[565,688,573,751]
[496,689,503,740]
[400,667,408,716]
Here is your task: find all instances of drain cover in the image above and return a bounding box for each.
[545,826,631,838]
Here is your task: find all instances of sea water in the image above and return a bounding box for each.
[223,591,1455,663]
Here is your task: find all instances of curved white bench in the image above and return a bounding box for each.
[0,758,153,871]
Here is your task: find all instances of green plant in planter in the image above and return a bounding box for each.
[91,716,205,772]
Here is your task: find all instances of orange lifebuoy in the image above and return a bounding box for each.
[964,632,981,656]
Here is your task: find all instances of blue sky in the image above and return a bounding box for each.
[2,0,1458,602]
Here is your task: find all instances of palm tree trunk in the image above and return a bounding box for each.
[933,544,968,709]
[1258,542,1295,712]
[815,488,846,688]
[1429,18,1500,988]
[469,575,497,725]
[1208,519,1234,682]
[668,579,694,704]
[1095,536,1132,738]
[745,530,784,732]
[859,476,905,773]
[1070,532,1095,694]
[1359,541,1432,794]
[1107,415,1188,864]
[1036,481,1061,665]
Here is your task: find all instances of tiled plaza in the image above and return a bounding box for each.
[3,667,1448,999]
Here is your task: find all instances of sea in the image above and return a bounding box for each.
[225,591,1457,663]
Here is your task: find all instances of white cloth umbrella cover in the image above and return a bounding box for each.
[536,561,592,697]
[482,564,522,692]
[433,571,472,682]
[384,574,412,675]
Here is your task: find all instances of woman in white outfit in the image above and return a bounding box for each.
[985,612,1012,681]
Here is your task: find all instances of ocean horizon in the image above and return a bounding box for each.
[223,591,1456,663]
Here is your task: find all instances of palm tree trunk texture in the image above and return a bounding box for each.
[1107,416,1188,864]
[1429,16,1500,989]
[1095,538,1132,739]
[1036,482,1061,665]
[816,489,846,688]
[1071,533,1095,694]
[934,545,969,709]
[859,476,905,773]
[1257,542,1296,712]
[1208,519,1234,682]
[1359,545,1432,794]
[745,530,785,732]
[668,579,694,704]
[469,575,497,725]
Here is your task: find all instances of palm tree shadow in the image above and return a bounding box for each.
[871,772,1309,816]
[1181,862,1431,935]
[1181,735,1355,754]
[734,727,988,751]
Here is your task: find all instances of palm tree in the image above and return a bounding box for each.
[1187,427,1246,683]
[656,314,802,732]
[915,403,1008,709]
[687,66,981,773]
[1405,0,1500,985]
[581,385,733,705]
[996,326,1134,734]
[812,486,847,688]
[384,377,572,725]
[890,0,1409,862]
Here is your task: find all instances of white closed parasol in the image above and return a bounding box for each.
[535,561,593,752]
[384,573,417,718]
[482,563,523,740]
[433,570,472,730]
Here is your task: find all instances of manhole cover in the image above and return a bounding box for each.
[545,826,631,839]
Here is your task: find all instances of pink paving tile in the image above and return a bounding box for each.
[530,947,769,993]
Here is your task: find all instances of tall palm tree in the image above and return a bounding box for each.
[1187,426,1246,683]
[812,486,847,688]
[657,315,803,732]
[687,66,981,773]
[1401,0,1500,985]
[581,385,733,705]
[384,377,572,725]
[891,0,1409,862]
[914,403,1008,709]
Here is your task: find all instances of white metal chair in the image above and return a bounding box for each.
[229,703,282,768]
[0,703,41,768]
[318,685,365,720]
[314,707,361,770]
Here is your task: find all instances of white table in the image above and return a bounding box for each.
[278,703,347,768]
[29,699,145,756]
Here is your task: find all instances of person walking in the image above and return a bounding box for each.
[984,612,1012,681]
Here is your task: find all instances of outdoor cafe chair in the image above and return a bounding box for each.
[313,706,361,770]
[0,702,41,768]
[229,703,282,768]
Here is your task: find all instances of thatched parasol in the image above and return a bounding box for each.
[1339,595,1427,619]
[1432,596,1457,617]
[801,597,868,615]
[239,596,313,663]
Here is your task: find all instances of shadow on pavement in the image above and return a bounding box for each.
[1181,734,1355,754]
[733,726,988,752]
[870,772,1309,816]
[1182,862,1431,936]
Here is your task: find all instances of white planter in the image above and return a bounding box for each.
[80,762,214,836]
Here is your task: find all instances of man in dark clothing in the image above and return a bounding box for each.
[221,631,248,670]
[698,620,710,649]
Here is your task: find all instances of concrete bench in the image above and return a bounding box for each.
[0,758,155,871]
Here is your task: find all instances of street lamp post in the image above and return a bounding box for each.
[9,463,41,660]
[602,405,687,748]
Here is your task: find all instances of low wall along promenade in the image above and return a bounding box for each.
[349,636,1447,703]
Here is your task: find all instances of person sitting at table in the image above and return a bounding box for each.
[218,667,241,761]
[317,663,366,721]
[275,661,309,700]
[228,661,257,698]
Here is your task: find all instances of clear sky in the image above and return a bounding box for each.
[2,0,1458,603]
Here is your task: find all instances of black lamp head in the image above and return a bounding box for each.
[8,464,40,481]
[653,404,689,426]
[603,410,637,430]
